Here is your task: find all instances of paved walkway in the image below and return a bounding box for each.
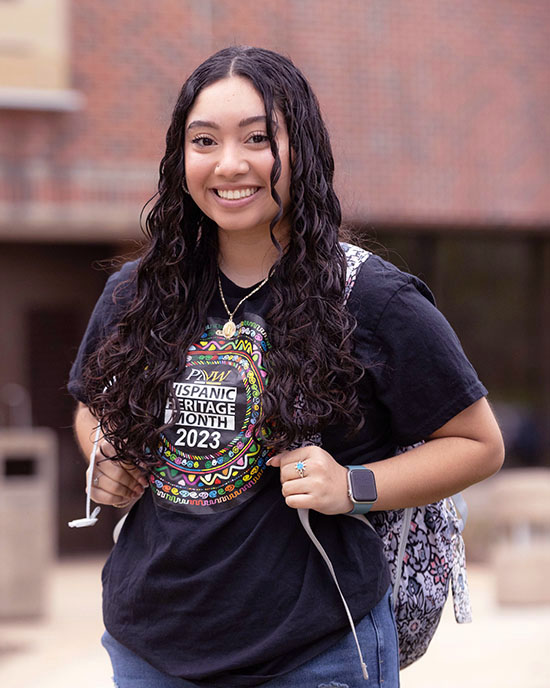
[0,558,549,688]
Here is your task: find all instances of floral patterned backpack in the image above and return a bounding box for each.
[298,244,472,674]
[368,479,472,668]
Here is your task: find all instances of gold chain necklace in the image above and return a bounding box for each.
[216,271,269,338]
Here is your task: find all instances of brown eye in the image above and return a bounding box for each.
[192,136,216,147]
[248,133,269,145]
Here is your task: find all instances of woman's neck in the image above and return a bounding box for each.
[217,224,287,287]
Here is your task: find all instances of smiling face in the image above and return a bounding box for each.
[183,76,291,239]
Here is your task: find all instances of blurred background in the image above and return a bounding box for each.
[0,1,549,686]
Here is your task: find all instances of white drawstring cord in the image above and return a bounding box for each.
[68,420,102,528]
[298,508,369,680]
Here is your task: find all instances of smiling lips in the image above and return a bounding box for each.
[215,187,259,200]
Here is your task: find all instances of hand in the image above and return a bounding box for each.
[87,440,149,509]
[267,445,352,515]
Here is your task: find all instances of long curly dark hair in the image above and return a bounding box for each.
[83,46,364,467]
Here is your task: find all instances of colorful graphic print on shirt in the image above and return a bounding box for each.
[151,317,272,513]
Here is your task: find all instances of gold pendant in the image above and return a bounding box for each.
[222,320,236,338]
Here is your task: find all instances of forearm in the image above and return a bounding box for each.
[365,435,503,511]
[365,397,505,511]
[73,401,101,463]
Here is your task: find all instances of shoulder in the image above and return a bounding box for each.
[102,259,140,304]
[67,259,140,402]
[91,259,140,328]
[104,258,140,295]
[341,244,435,334]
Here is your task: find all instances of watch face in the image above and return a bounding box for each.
[349,469,377,503]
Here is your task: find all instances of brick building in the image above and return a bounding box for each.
[1,0,548,552]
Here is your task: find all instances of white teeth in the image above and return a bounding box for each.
[216,187,257,200]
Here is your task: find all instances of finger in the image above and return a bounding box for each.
[284,493,316,510]
[280,458,312,484]
[266,455,281,468]
[281,477,310,498]
[93,462,139,492]
[89,484,137,508]
[97,441,150,489]
[268,447,311,469]
[90,469,143,501]
[96,458,149,490]
[119,461,150,488]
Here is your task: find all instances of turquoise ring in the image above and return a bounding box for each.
[295,460,307,479]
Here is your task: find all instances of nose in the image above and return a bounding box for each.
[214,143,250,178]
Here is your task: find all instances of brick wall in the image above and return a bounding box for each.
[1,0,549,239]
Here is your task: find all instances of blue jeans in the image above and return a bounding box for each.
[101,586,400,688]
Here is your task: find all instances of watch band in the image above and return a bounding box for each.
[346,465,377,514]
[348,500,374,514]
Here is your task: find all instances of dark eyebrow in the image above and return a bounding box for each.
[187,120,219,131]
[238,115,266,127]
[186,115,267,132]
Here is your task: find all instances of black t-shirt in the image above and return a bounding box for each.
[68,249,487,686]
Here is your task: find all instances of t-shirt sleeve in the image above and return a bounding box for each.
[67,261,138,404]
[352,257,488,445]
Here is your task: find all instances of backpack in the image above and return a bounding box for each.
[298,243,472,672]
[368,473,472,668]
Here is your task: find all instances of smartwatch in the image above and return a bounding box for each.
[346,466,377,514]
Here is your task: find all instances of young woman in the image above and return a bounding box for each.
[69,46,504,688]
